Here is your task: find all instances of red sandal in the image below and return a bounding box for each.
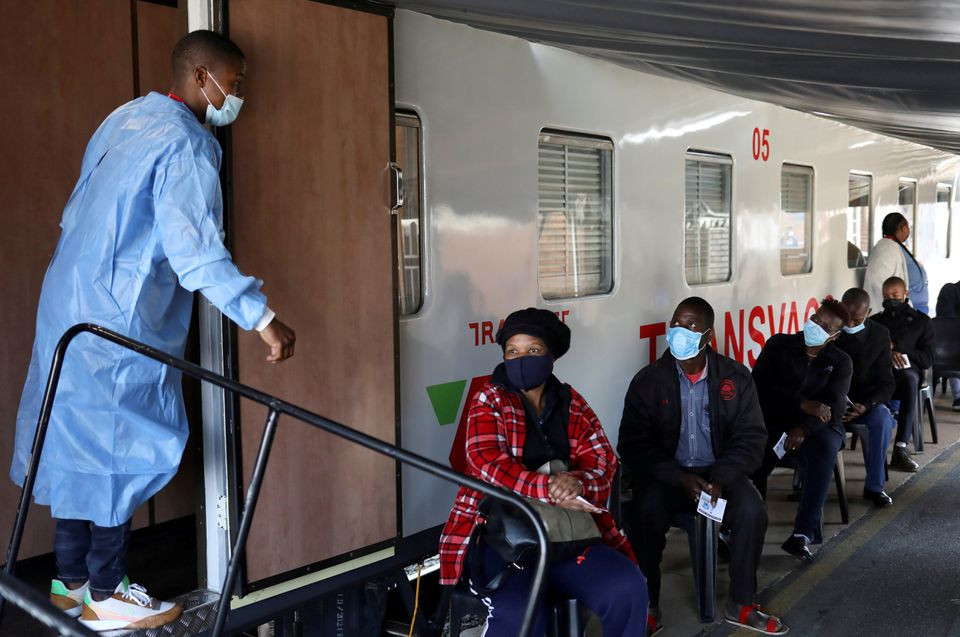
[724,603,789,635]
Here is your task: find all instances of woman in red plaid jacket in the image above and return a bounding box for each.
[439,308,648,636]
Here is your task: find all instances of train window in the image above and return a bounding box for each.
[936,184,952,258]
[396,111,423,315]
[780,164,814,275]
[898,180,917,253]
[847,173,872,268]
[684,152,732,285]
[537,131,614,300]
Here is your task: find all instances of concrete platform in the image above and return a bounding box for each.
[651,393,960,637]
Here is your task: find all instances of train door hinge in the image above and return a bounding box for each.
[390,162,404,213]
[215,494,229,530]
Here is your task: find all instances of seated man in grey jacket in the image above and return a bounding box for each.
[619,297,785,636]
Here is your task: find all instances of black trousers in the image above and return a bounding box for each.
[628,469,767,607]
[892,367,920,444]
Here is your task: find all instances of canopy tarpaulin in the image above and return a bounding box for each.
[393,0,960,153]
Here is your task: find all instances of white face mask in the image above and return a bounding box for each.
[200,71,244,126]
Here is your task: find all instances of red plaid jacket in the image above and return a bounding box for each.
[438,380,636,585]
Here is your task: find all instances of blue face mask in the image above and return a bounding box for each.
[803,318,834,346]
[667,326,708,361]
[201,71,244,127]
[842,322,866,334]
[504,355,554,390]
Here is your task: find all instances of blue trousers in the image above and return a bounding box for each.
[848,405,895,492]
[891,368,920,444]
[475,543,648,636]
[55,518,131,596]
[793,427,844,541]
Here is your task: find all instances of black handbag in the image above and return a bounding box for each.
[467,495,601,595]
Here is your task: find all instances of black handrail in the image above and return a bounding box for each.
[0,323,550,637]
[0,572,98,637]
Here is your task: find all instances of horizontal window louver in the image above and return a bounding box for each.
[538,134,613,299]
[684,156,732,285]
[780,165,813,275]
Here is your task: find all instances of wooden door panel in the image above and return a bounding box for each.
[0,0,134,558]
[229,0,395,583]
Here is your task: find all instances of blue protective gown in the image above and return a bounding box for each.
[10,92,267,527]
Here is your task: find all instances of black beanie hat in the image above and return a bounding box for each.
[495,307,571,359]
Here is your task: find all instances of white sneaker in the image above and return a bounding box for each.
[50,579,88,617]
[79,576,182,631]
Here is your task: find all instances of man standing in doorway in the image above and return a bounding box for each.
[10,31,295,631]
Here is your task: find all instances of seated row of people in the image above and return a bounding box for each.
[441,279,934,636]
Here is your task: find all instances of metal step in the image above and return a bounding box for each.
[105,590,220,637]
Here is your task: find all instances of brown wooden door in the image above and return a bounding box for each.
[228,0,396,585]
[0,0,136,560]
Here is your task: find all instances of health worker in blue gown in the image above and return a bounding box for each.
[10,30,296,629]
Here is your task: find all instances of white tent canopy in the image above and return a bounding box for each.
[393,0,960,153]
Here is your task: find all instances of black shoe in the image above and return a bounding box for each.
[781,534,813,562]
[953,398,960,412]
[863,488,893,507]
[890,446,919,473]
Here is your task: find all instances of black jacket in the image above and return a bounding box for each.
[835,321,895,408]
[937,281,960,318]
[618,347,767,489]
[869,305,934,370]
[752,333,852,438]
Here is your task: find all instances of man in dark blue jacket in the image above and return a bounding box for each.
[619,297,785,636]
[752,299,852,562]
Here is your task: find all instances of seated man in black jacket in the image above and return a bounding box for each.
[870,276,935,472]
[836,288,896,507]
[619,297,786,636]
[752,299,852,562]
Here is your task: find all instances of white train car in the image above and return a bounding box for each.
[392,10,960,539]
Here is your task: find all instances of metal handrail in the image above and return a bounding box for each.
[0,572,98,637]
[0,323,550,637]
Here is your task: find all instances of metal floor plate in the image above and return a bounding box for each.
[99,590,220,637]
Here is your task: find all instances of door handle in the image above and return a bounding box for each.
[390,162,404,211]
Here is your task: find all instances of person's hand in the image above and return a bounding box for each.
[679,473,711,503]
[785,426,806,452]
[555,497,603,513]
[259,318,296,363]
[705,482,723,506]
[547,472,582,503]
[892,350,908,370]
[843,402,867,423]
[800,399,831,422]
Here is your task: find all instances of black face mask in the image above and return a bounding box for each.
[883,299,905,312]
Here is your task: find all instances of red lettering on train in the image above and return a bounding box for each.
[786,301,800,333]
[639,296,819,366]
[469,310,570,346]
[747,306,766,366]
[724,309,744,362]
[639,322,667,364]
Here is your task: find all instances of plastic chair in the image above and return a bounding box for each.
[931,317,960,394]
[913,383,938,452]
[669,512,718,623]
[778,450,848,528]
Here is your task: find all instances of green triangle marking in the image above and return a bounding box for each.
[426,379,468,426]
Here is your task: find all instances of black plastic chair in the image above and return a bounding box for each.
[914,382,938,452]
[932,317,960,395]
[669,512,718,623]
[778,449,848,530]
